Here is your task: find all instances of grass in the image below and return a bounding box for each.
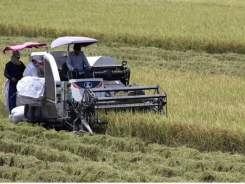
[1,119,245,182]
[1,0,245,181]
[1,0,245,53]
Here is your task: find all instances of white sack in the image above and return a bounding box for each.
[3,79,10,111]
[17,76,45,99]
[9,105,47,123]
[17,76,45,106]
[19,96,43,106]
[9,105,24,123]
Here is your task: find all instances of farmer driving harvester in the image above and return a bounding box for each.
[66,43,93,79]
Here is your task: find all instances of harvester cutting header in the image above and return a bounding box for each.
[3,36,167,134]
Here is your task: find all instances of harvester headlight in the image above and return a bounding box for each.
[122,60,127,66]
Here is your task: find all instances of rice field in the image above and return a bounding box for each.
[1,0,245,53]
[1,38,245,153]
[1,0,245,182]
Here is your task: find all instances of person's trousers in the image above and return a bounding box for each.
[8,82,17,113]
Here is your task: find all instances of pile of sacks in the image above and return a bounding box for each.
[9,105,48,123]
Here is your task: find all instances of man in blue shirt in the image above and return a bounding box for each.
[66,43,92,79]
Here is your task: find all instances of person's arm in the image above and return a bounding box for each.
[83,54,91,70]
[4,63,13,81]
[66,53,74,71]
[32,68,38,77]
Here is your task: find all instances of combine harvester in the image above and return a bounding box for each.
[4,37,167,134]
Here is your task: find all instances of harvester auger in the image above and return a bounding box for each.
[83,85,167,115]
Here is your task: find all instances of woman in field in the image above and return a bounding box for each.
[4,51,26,113]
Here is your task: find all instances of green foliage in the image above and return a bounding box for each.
[1,0,245,53]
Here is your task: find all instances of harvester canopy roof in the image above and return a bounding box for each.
[51,36,98,48]
[2,42,47,54]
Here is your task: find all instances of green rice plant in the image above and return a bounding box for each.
[1,0,245,53]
